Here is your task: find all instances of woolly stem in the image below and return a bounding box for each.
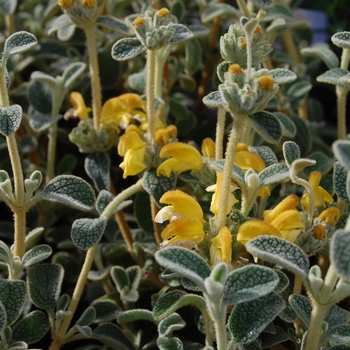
[215,108,226,160]
[147,49,157,140]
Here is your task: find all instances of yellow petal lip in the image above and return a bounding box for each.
[69,92,91,120]
[318,207,340,226]
[117,131,146,157]
[270,209,304,231]
[236,220,281,244]
[211,227,232,265]
[158,190,203,221]
[201,138,215,158]
[119,147,146,178]
[235,150,265,172]
[264,194,299,223]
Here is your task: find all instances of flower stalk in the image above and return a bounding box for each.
[147,49,157,140]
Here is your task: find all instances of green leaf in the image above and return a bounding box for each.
[286,81,312,100]
[27,264,64,310]
[263,4,293,21]
[0,302,6,332]
[134,191,153,234]
[250,0,273,8]
[96,16,129,34]
[27,80,52,114]
[202,91,223,109]
[170,24,193,43]
[288,114,312,156]
[18,135,37,153]
[29,113,61,133]
[283,141,300,166]
[22,245,52,268]
[157,336,183,350]
[0,280,26,326]
[328,344,350,350]
[249,111,282,144]
[273,112,296,138]
[228,293,285,344]
[301,45,339,69]
[171,1,185,21]
[269,69,297,85]
[333,140,350,170]
[155,247,211,292]
[158,313,185,338]
[0,105,22,137]
[111,38,146,61]
[289,294,312,326]
[96,190,132,215]
[274,270,290,293]
[259,163,290,186]
[143,169,177,207]
[71,217,106,250]
[250,146,277,167]
[331,229,350,283]
[0,0,17,14]
[62,62,86,90]
[118,309,156,324]
[92,300,120,323]
[327,324,350,343]
[185,39,202,75]
[317,68,350,89]
[334,162,350,204]
[302,152,334,177]
[260,326,291,348]
[12,311,49,345]
[3,31,37,59]
[76,306,96,326]
[57,23,76,41]
[47,14,72,35]
[85,153,110,191]
[41,175,96,211]
[201,3,240,23]
[188,24,210,38]
[153,291,206,320]
[332,31,350,49]
[91,322,135,350]
[246,236,309,283]
[223,265,279,305]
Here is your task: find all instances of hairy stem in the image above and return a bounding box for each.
[84,24,102,130]
[215,108,226,160]
[147,49,157,140]
[236,0,250,17]
[115,210,135,254]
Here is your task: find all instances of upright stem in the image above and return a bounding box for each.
[147,49,157,140]
[46,123,58,183]
[217,113,245,230]
[215,108,226,160]
[84,24,102,130]
[211,302,227,350]
[154,46,171,99]
[236,0,250,17]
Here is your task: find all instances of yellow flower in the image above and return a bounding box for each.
[154,125,177,146]
[206,172,238,216]
[117,126,147,178]
[155,190,204,248]
[258,76,275,91]
[237,194,304,244]
[69,92,91,120]
[133,17,145,26]
[201,138,215,159]
[81,0,94,8]
[210,227,232,265]
[318,207,340,226]
[158,8,170,17]
[301,171,334,212]
[313,225,326,240]
[157,142,203,177]
[100,93,146,133]
[58,0,75,9]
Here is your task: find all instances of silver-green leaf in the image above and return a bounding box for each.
[289,294,312,326]
[85,153,110,191]
[111,38,146,61]
[332,31,350,49]
[249,111,282,144]
[283,141,300,166]
[334,162,350,204]
[269,69,297,85]
[22,245,52,268]
[0,105,22,137]
[259,163,290,186]
[333,140,350,170]
[317,68,350,89]
[301,45,339,69]
[202,91,223,109]
[3,31,37,59]
[331,229,350,283]
[96,16,130,34]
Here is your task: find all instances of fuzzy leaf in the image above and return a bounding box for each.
[188,24,210,38]
[269,69,297,84]
[317,68,350,89]
[263,4,293,21]
[334,162,350,204]
[327,324,350,343]
[201,3,240,23]
[0,105,22,137]
[286,80,312,99]
[47,14,72,35]
[223,265,279,305]
[170,24,193,43]
[250,0,273,8]
[85,153,110,191]
[111,38,146,61]
[283,141,300,166]
[273,112,296,138]
[0,302,6,332]
[289,294,312,326]
[157,336,183,350]
[202,91,223,108]
[76,306,96,326]
[92,300,120,323]
[274,270,290,293]
[3,31,37,59]
[228,293,285,344]
[153,290,206,320]
[259,163,290,186]
[155,247,211,292]
[289,114,312,156]
[301,45,339,69]
[71,217,106,250]
[41,175,96,211]
[302,152,334,177]
[249,111,282,144]
[92,322,135,350]
[143,169,177,207]
[0,280,26,326]
[333,140,350,170]
[328,345,350,350]
[331,229,350,283]
[185,39,202,75]
[158,313,185,338]
[250,146,277,167]
[22,245,52,268]
[27,264,64,310]
[326,305,350,329]
[134,191,153,233]
[29,113,61,133]
[62,62,86,90]
[246,236,309,283]
[332,31,350,49]
[96,16,129,34]
[118,309,156,324]
[12,311,49,345]
[27,80,53,114]
[0,0,17,14]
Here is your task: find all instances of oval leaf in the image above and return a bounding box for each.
[289,294,312,326]
[85,152,110,192]
[333,140,350,170]
[0,105,22,137]
[3,31,37,58]
[269,68,297,84]
[331,229,350,283]
[249,111,282,144]
[22,245,52,268]
[71,217,106,250]
[41,175,96,211]
[96,16,129,34]
[111,38,146,61]
[332,31,350,49]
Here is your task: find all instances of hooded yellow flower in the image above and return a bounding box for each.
[154,125,177,146]
[157,142,204,177]
[206,172,238,216]
[318,207,340,226]
[69,91,91,120]
[117,126,147,178]
[154,190,205,248]
[237,194,304,244]
[210,226,232,265]
[300,171,334,212]
[201,138,215,159]
[100,93,146,133]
